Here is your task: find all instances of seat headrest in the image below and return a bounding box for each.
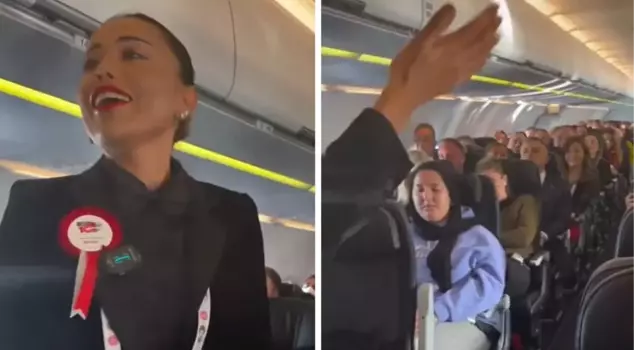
[616,210,634,258]
[462,174,499,235]
[474,137,498,149]
[502,159,541,197]
[576,258,633,350]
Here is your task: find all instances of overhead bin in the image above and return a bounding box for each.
[54,0,314,133]
[360,0,632,96]
[228,0,315,133]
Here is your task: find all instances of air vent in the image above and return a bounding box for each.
[296,127,315,147]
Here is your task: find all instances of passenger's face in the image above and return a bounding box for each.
[488,145,508,159]
[520,140,548,169]
[584,135,600,158]
[494,131,508,145]
[266,276,279,298]
[534,130,551,146]
[415,127,436,155]
[507,133,525,153]
[437,142,464,172]
[565,142,585,168]
[79,17,195,148]
[412,170,451,223]
[554,127,574,148]
[481,169,508,201]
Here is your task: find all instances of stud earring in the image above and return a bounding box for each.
[179,111,189,120]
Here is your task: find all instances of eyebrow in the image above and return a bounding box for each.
[87,36,152,53]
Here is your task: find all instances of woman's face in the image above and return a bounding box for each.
[584,135,599,157]
[481,169,508,201]
[79,17,196,147]
[565,142,585,168]
[412,170,451,223]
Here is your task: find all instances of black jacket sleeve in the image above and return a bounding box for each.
[323,108,413,194]
[207,193,271,349]
[543,181,573,238]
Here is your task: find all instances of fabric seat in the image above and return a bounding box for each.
[269,297,315,350]
[576,258,633,350]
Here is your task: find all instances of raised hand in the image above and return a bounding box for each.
[375,4,502,132]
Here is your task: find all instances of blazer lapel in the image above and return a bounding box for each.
[181,182,227,311]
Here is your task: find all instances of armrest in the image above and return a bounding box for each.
[528,250,550,267]
[417,284,435,350]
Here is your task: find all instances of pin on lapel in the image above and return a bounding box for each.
[59,207,122,319]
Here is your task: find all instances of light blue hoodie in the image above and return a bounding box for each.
[411,207,506,331]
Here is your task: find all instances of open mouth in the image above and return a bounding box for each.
[90,86,132,112]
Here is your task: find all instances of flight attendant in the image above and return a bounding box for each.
[0,14,270,350]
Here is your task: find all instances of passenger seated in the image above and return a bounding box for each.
[405,161,506,350]
[476,157,539,297]
[301,274,315,297]
[266,267,283,299]
[485,142,509,160]
[584,131,613,187]
[562,137,600,243]
[494,130,509,146]
[415,123,438,160]
[506,132,526,157]
[437,138,466,173]
[521,138,575,287]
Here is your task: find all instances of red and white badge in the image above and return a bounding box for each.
[59,207,122,320]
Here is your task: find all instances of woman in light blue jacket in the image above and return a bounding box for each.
[405,161,506,350]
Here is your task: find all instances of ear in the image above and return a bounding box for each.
[180,86,198,117]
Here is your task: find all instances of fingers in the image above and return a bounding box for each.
[392,4,457,73]
[421,4,457,41]
[444,4,500,48]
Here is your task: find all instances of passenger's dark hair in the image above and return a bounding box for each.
[438,138,466,155]
[476,156,505,175]
[414,123,435,136]
[562,136,597,183]
[484,141,507,155]
[264,267,282,290]
[116,13,195,142]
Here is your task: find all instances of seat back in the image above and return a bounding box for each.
[576,258,634,350]
[322,190,416,350]
[463,147,485,174]
[269,297,315,350]
[474,137,498,149]
[463,174,500,236]
[615,209,633,258]
[279,283,304,298]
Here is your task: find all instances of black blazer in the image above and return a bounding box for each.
[571,178,600,218]
[0,163,270,350]
[539,172,572,238]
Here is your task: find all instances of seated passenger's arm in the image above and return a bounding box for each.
[543,185,573,238]
[323,109,412,194]
[433,231,506,322]
[500,197,539,249]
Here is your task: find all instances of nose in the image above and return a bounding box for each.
[96,71,115,81]
[420,189,430,202]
